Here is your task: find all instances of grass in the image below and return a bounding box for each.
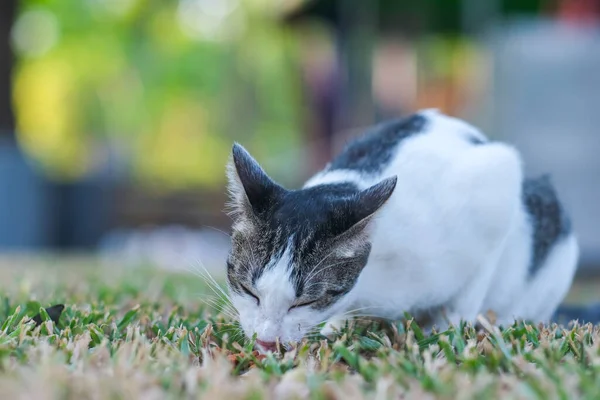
[1,257,600,399]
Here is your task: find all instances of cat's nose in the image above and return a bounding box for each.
[255,339,278,352]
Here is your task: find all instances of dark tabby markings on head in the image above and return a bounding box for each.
[228,131,397,312]
[227,182,362,282]
[290,244,372,311]
[523,175,572,276]
[227,179,392,310]
[328,114,427,174]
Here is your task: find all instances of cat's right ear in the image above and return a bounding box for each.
[227,143,285,217]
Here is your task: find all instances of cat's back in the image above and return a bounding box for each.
[305,109,523,267]
[326,113,429,175]
[304,109,488,189]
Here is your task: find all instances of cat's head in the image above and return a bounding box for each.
[225,144,396,350]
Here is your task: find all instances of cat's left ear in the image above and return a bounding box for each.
[343,176,397,232]
[354,176,397,219]
[227,143,286,217]
[330,176,397,243]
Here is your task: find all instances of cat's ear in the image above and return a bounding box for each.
[227,143,285,217]
[331,177,397,243]
[351,176,397,225]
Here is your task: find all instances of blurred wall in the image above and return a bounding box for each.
[478,18,600,273]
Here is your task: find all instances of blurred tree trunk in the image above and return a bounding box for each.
[0,0,15,138]
[334,0,377,132]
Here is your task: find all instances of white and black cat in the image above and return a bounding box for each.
[225,109,579,352]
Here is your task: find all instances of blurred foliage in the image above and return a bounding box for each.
[12,0,304,190]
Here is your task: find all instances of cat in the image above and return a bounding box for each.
[224,109,579,352]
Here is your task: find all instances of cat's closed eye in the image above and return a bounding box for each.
[326,288,347,297]
[288,299,318,312]
[241,283,260,305]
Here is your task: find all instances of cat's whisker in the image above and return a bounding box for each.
[205,308,239,321]
[218,306,240,320]
[305,260,346,289]
[201,294,238,313]
[200,225,231,239]
[219,327,246,341]
[337,306,386,316]
[218,310,240,322]
[189,261,234,305]
[217,313,240,322]
[190,269,229,303]
[192,275,238,317]
[303,251,367,290]
[217,327,243,335]
[200,269,231,302]
[202,295,239,316]
[179,251,227,292]
[186,262,243,321]
[303,249,337,283]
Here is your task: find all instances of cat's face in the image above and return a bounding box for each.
[225,144,396,348]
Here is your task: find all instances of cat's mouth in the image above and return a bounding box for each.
[255,339,279,352]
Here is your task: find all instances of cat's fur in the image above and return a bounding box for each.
[225,109,578,348]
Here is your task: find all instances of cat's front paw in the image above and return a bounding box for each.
[320,317,346,339]
[428,310,463,333]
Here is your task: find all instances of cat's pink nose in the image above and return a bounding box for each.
[255,339,278,352]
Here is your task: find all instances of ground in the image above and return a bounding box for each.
[0,256,599,399]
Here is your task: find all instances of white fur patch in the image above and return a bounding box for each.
[303,169,367,189]
[231,240,335,343]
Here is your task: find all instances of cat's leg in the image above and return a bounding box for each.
[425,312,452,333]
[443,224,518,329]
[495,316,518,329]
[406,308,442,335]
[512,235,579,323]
[444,259,501,328]
[428,272,498,329]
[441,143,523,328]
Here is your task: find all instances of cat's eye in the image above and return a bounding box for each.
[240,284,260,305]
[326,288,347,297]
[288,299,318,312]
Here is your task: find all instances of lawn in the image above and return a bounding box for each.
[0,256,599,399]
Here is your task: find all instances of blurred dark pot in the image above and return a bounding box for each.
[0,139,52,250]
[52,172,117,250]
[0,138,117,251]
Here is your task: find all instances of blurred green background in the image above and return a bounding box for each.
[1,0,599,277]
[11,0,304,188]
